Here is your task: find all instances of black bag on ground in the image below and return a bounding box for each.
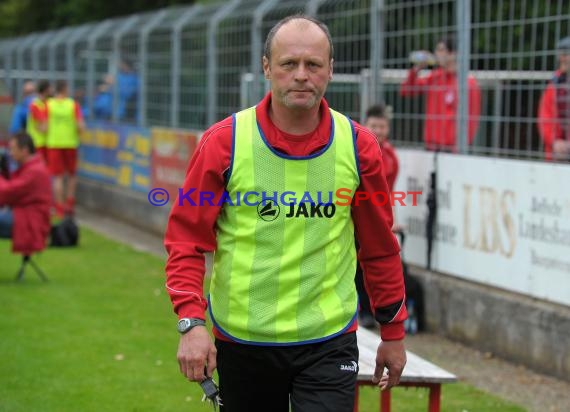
[50,217,79,247]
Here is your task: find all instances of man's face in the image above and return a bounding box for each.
[365,116,390,145]
[8,139,26,165]
[42,86,53,98]
[263,20,333,110]
[23,81,36,98]
[435,42,455,68]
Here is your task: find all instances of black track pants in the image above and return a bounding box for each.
[215,332,359,412]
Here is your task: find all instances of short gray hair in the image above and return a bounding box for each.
[263,14,334,62]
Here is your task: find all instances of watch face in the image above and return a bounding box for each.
[178,318,191,332]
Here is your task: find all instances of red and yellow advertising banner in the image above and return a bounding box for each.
[150,127,198,202]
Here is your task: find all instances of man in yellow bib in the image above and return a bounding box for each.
[27,80,52,163]
[46,80,85,216]
[165,15,407,412]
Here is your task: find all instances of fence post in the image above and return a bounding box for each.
[49,29,73,86]
[87,20,114,121]
[17,34,39,97]
[305,0,327,17]
[492,81,503,156]
[207,0,241,126]
[170,5,203,129]
[360,69,372,123]
[250,0,279,105]
[456,0,471,154]
[111,15,140,123]
[138,10,168,128]
[370,0,385,105]
[3,40,14,97]
[32,32,55,82]
[67,25,93,95]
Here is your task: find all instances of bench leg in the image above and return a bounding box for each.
[380,389,391,412]
[428,384,441,412]
[353,383,359,412]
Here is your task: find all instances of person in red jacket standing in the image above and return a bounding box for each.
[364,104,399,192]
[0,133,51,255]
[400,35,481,151]
[537,37,570,161]
[356,103,400,328]
[164,15,407,412]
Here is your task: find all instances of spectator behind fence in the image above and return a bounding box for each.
[46,80,85,217]
[26,80,52,163]
[74,88,90,119]
[537,36,570,161]
[356,103,400,329]
[364,104,399,192]
[400,35,481,151]
[117,59,139,122]
[9,81,36,135]
[164,14,407,411]
[0,133,51,255]
[93,76,113,120]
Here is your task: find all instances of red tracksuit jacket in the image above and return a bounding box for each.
[0,154,51,254]
[537,70,570,160]
[401,67,481,150]
[164,93,407,341]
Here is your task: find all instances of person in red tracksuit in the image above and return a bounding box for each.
[400,35,481,151]
[364,104,399,193]
[165,15,407,412]
[356,103,400,328]
[0,133,51,255]
[537,37,570,161]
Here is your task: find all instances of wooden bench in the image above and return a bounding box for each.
[356,327,457,412]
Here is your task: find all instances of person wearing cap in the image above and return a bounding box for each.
[538,36,570,161]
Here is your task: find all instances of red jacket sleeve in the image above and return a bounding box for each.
[352,124,407,341]
[400,68,431,97]
[163,118,233,321]
[538,83,560,157]
[74,102,84,121]
[0,172,35,206]
[30,102,47,122]
[468,77,481,144]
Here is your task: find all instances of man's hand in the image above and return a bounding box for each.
[372,339,406,390]
[177,325,217,382]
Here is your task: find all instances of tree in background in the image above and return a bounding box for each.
[0,0,208,37]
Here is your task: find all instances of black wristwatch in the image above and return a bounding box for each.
[177,318,206,334]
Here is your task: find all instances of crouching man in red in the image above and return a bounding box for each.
[0,133,51,255]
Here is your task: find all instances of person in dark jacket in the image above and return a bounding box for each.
[0,133,51,255]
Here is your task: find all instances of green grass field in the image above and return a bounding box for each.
[0,227,526,412]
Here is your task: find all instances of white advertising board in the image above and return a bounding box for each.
[432,153,570,306]
[394,150,570,306]
[392,149,435,267]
